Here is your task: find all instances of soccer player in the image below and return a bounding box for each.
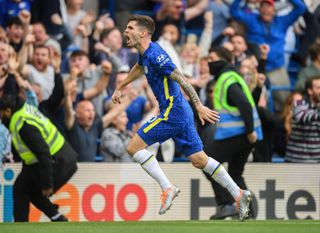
[112,14,252,221]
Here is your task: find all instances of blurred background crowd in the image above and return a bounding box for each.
[0,0,319,164]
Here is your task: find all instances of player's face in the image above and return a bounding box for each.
[124,21,142,48]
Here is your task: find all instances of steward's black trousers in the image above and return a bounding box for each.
[13,141,78,222]
[203,134,253,206]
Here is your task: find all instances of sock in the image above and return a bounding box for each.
[133,149,171,191]
[203,157,240,200]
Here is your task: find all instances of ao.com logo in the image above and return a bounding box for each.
[0,168,148,222]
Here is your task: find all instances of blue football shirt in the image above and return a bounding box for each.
[138,42,192,121]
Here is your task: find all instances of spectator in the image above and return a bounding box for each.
[0,26,8,42]
[30,0,72,49]
[64,92,136,162]
[65,0,95,52]
[0,119,12,164]
[22,45,55,101]
[105,71,156,131]
[281,91,304,141]
[0,95,78,222]
[0,41,16,97]
[208,0,230,41]
[0,0,31,27]
[67,50,109,116]
[231,0,306,113]
[32,22,62,55]
[231,34,249,68]
[197,79,216,150]
[295,4,320,66]
[6,16,24,53]
[157,23,183,71]
[180,37,200,78]
[295,42,320,93]
[285,76,320,163]
[6,15,34,69]
[154,0,209,42]
[100,111,133,162]
[114,0,156,34]
[92,27,138,70]
[240,54,278,162]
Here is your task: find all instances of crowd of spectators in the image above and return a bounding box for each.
[0,0,319,164]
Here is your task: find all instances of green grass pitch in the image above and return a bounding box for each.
[0,220,319,233]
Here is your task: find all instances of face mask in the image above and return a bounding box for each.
[208,60,226,76]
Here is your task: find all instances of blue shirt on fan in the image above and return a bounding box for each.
[0,0,31,27]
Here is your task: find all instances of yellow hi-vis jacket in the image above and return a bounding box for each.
[9,103,65,165]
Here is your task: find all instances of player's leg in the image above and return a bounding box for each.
[130,119,182,215]
[176,122,251,221]
[188,151,252,221]
[127,133,172,192]
[188,151,242,200]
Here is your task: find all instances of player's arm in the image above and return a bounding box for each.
[170,69,201,107]
[112,63,144,104]
[169,68,220,125]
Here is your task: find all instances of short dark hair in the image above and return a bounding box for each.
[128,15,155,35]
[231,33,247,44]
[33,21,46,29]
[100,27,118,42]
[0,95,16,111]
[34,44,50,52]
[7,17,23,28]
[70,50,89,59]
[308,43,320,61]
[305,76,320,91]
[209,47,233,64]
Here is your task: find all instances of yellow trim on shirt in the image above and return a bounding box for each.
[143,77,173,133]
[143,118,163,133]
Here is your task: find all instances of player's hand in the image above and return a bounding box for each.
[112,89,122,104]
[42,188,53,198]
[247,131,257,144]
[196,104,220,125]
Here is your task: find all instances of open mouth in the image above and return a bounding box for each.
[126,36,130,44]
